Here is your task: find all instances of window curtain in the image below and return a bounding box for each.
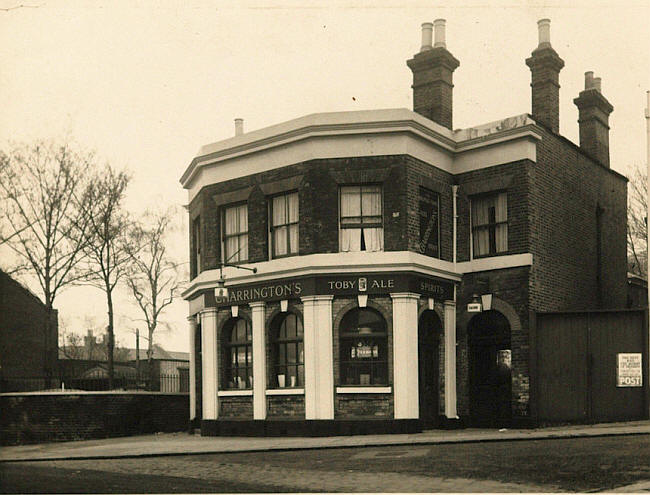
[495,192,508,252]
[340,187,361,252]
[288,193,299,253]
[362,186,383,251]
[472,196,490,256]
[272,196,287,256]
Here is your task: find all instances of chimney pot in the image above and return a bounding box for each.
[584,71,594,89]
[420,22,433,52]
[537,18,551,46]
[433,19,446,48]
[234,118,244,136]
[593,77,602,92]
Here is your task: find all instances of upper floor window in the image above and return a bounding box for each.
[223,203,248,263]
[271,192,299,258]
[471,191,508,257]
[419,187,440,258]
[270,312,304,388]
[191,216,201,278]
[340,185,383,252]
[222,318,252,390]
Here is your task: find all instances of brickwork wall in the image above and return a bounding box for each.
[457,267,531,419]
[405,157,455,261]
[267,395,305,418]
[335,394,393,418]
[0,393,188,445]
[0,271,58,381]
[530,129,628,311]
[455,160,532,263]
[218,396,253,418]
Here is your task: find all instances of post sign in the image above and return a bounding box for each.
[616,353,643,387]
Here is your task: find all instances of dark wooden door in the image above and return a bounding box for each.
[418,311,441,427]
[468,310,512,427]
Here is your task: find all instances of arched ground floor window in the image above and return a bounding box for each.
[339,307,388,386]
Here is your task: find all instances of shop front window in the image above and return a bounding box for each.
[271,312,304,388]
[339,308,388,385]
[223,318,252,389]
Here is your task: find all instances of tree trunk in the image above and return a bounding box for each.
[107,290,115,389]
[147,325,155,391]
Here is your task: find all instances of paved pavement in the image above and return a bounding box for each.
[1,419,648,462]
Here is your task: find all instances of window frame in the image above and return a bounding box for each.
[269,191,299,259]
[470,190,509,259]
[418,186,441,259]
[221,202,249,264]
[338,184,384,253]
[338,308,389,387]
[191,216,201,279]
[270,312,304,389]
[222,318,253,390]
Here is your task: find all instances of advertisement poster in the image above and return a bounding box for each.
[616,353,643,387]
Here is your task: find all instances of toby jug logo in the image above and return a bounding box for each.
[359,277,367,292]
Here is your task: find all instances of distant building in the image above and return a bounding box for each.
[0,269,58,391]
[180,19,628,434]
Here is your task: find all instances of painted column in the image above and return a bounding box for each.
[301,295,334,419]
[200,308,219,420]
[187,315,198,421]
[250,302,266,420]
[444,300,458,418]
[390,292,420,419]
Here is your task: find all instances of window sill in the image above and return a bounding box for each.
[218,390,253,397]
[266,388,304,396]
[336,386,392,394]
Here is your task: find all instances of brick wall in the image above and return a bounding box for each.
[1,392,189,445]
[335,394,393,418]
[219,396,253,418]
[530,128,628,311]
[0,271,58,381]
[267,395,305,418]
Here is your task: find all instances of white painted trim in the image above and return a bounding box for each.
[184,251,461,300]
[336,387,392,394]
[200,310,219,420]
[457,253,533,273]
[217,390,253,397]
[390,292,420,419]
[181,108,541,203]
[250,302,266,420]
[443,300,458,419]
[266,388,305,396]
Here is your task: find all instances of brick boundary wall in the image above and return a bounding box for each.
[0,392,189,446]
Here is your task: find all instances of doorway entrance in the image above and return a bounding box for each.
[418,310,441,427]
[468,310,512,427]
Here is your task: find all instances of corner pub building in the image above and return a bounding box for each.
[180,19,628,435]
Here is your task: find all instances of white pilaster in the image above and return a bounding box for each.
[187,315,198,421]
[301,295,334,419]
[250,302,266,420]
[444,300,458,418]
[391,292,420,419]
[200,308,219,420]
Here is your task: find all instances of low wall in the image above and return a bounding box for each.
[0,391,189,445]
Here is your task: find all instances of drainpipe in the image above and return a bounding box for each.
[452,185,459,300]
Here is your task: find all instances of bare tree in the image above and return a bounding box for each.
[125,208,180,389]
[627,166,647,278]
[81,165,131,388]
[0,141,94,383]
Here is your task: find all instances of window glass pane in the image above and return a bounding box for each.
[289,225,298,254]
[362,189,382,216]
[363,227,383,252]
[287,193,299,223]
[296,316,303,338]
[272,196,287,226]
[273,226,287,256]
[341,187,361,217]
[340,228,361,252]
[285,314,296,338]
[287,343,297,364]
[225,207,238,235]
[279,344,286,365]
[238,205,248,232]
[496,192,507,222]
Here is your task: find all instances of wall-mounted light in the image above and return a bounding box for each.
[214,278,228,299]
[467,293,482,313]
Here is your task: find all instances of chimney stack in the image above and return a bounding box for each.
[573,71,614,167]
[234,118,244,136]
[525,19,565,133]
[407,19,460,130]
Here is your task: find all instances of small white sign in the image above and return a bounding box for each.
[467,303,482,313]
[617,353,643,387]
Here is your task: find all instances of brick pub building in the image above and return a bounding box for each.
[180,19,627,434]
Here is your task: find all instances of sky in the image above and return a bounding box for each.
[1,0,649,353]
